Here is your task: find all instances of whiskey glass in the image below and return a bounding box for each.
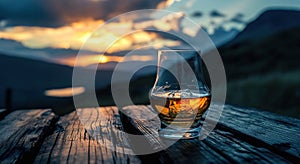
[150,50,211,139]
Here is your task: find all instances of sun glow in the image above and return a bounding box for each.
[57,54,122,67]
[0,19,104,49]
[99,55,109,63]
[57,54,156,67]
[0,12,184,54]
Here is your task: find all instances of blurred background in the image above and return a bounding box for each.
[0,0,299,117]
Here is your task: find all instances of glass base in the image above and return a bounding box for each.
[159,127,200,139]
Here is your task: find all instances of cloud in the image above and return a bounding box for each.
[230,17,245,24]
[191,11,203,18]
[210,10,226,17]
[0,13,182,53]
[0,0,169,27]
[0,0,60,27]
[235,13,245,18]
[229,13,245,24]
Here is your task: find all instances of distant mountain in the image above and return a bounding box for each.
[221,28,300,80]
[0,38,97,64]
[213,9,300,118]
[232,9,300,43]
[0,54,112,111]
[209,26,239,46]
[218,25,300,118]
[0,50,158,114]
[0,54,72,110]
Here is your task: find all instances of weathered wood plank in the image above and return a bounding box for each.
[211,104,300,161]
[121,105,228,163]
[121,105,296,163]
[0,109,58,163]
[35,107,141,163]
[204,130,290,163]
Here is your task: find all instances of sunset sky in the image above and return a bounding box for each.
[0,0,299,66]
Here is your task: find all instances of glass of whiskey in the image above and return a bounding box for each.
[150,50,211,139]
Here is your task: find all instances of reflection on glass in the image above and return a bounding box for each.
[150,50,211,139]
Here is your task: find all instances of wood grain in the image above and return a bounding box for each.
[35,107,141,163]
[121,105,297,163]
[1,104,298,163]
[0,109,58,163]
[120,105,227,163]
[212,104,300,161]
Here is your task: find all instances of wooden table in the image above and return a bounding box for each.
[0,105,299,163]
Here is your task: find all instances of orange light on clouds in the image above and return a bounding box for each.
[0,12,183,55]
[58,54,123,67]
[157,0,175,9]
[106,31,157,53]
[57,54,155,67]
[79,32,92,43]
[0,19,104,49]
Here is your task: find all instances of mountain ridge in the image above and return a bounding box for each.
[230,9,300,44]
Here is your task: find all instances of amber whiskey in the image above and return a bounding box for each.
[150,90,211,129]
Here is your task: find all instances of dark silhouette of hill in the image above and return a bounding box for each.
[221,28,300,80]
[219,26,300,118]
[0,54,74,90]
[0,38,97,62]
[0,54,74,112]
[232,9,300,43]
[0,54,112,114]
